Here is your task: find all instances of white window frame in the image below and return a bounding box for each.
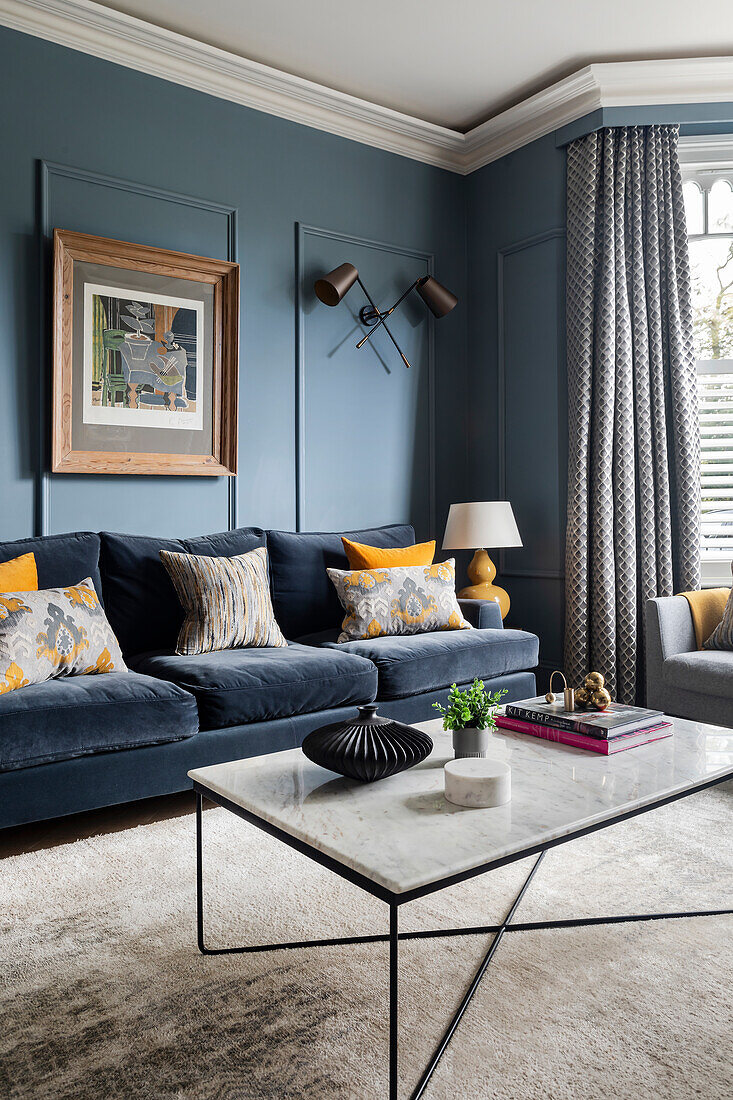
[680,136,733,587]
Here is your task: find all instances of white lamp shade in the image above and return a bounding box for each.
[442,501,522,550]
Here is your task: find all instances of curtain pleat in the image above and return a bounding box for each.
[564,125,701,704]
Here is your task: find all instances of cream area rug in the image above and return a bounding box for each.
[1,782,732,1100]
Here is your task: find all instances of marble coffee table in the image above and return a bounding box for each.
[189,715,733,1099]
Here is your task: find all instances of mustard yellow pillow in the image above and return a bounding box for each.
[341,537,435,570]
[0,553,38,592]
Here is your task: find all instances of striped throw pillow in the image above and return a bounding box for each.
[159,546,287,655]
[703,567,733,652]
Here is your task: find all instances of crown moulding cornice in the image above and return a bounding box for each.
[2,0,733,175]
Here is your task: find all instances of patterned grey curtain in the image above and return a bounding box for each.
[565,125,701,704]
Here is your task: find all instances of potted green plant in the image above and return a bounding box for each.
[433,680,507,758]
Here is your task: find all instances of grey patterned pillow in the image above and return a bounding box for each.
[327,559,472,643]
[0,579,126,695]
[703,566,733,651]
[160,545,287,655]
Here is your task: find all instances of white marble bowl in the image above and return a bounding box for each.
[444,757,512,808]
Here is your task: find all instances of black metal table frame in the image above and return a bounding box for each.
[194,772,733,1100]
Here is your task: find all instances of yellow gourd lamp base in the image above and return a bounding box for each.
[457,548,510,619]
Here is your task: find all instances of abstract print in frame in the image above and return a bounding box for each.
[84,284,204,431]
[52,230,239,476]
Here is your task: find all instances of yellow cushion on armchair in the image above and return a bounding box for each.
[700,563,733,651]
[680,586,731,648]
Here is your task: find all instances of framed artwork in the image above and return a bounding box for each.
[52,229,239,475]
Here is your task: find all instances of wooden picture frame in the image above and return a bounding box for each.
[52,229,239,475]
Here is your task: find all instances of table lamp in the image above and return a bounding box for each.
[442,501,522,619]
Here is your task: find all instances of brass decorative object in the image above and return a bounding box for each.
[573,672,612,711]
[575,685,590,708]
[545,670,575,712]
[591,687,612,710]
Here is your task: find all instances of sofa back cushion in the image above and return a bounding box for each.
[99,527,266,658]
[0,532,102,596]
[267,524,415,641]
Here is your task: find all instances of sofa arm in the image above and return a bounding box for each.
[645,596,697,709]
[646,596,697,660]
[458,598,503,630]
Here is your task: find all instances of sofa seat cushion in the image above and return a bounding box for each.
[0,671,198,772]
[663,650,733,701]
[323,628,539,700]
[130,643,378,731]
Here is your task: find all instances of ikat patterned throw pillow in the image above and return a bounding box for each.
[327,559,472,643]
[703,564,733,651]
[0,578,126,695]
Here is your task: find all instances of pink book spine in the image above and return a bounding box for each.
[495,715,672,754]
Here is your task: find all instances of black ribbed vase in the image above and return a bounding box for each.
[301,704,433,782]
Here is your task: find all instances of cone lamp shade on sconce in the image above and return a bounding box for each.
[313,262,457,369]
[314,263,358,307]
[443,501,522,620]
[416,276,458,318]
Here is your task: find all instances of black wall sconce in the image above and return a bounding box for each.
[313,262,457,368]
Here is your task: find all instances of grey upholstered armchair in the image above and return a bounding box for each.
[645,596,733,728]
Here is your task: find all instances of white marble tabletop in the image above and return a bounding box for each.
[189,715,733,897]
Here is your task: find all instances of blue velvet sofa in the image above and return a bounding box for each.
[0,523,539,829]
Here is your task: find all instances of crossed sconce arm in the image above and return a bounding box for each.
[314,262,457,369]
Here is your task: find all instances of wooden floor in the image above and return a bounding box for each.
[0,791,209,859]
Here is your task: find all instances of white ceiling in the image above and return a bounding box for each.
[98,0,733,130]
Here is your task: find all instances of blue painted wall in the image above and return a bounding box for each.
[0,25,467,544]
[5,20,733,675]
[465,133,567,678]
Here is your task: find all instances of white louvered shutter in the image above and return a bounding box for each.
[698,360,733,563]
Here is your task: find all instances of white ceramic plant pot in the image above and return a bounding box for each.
[452,726,490,759]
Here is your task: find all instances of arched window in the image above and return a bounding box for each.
[683,180,704,235]
[708,178,733,234]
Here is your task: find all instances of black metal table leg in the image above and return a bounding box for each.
[196,791,205,954]
[409,851,545,1100]
[390,903,399,1100]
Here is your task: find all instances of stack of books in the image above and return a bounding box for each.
[495,697,673,754]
